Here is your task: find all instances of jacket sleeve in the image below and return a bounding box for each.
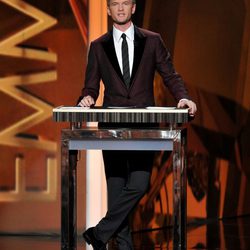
[154,34,190,102]
[81,42,101,102]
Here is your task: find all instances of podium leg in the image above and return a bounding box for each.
[172,129,187,249]
[61,136,78,250]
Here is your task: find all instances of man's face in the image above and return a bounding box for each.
[107,0,136,25]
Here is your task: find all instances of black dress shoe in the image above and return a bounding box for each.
[83,227,107,250]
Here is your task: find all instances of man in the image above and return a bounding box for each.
[79,0,197,249]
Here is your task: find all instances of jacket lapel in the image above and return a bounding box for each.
[102,31,124,82]
[131,26,146,84]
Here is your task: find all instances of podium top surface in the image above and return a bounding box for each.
[53,106,189,123]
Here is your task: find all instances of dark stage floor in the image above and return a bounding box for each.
[0,216,249,250]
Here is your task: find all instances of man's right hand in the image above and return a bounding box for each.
[78,95,95,107]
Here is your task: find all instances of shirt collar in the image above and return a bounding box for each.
[113,23,134,43]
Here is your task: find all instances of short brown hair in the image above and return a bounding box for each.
[107,0,136,6]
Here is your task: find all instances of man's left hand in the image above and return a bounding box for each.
[177,99,197,117]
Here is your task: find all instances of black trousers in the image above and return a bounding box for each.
[94,123,156,250]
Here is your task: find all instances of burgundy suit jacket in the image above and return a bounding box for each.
[82,26,189,107]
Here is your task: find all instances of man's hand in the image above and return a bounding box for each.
[78,95,95,107]
[177,99,197,117]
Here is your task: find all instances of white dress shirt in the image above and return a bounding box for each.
[113,24,134,76]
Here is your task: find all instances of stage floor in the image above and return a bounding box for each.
[0,216,249,249]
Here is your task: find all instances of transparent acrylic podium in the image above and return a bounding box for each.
[53,107,188,250]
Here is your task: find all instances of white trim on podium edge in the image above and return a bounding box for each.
[86,1,107,249]
[86,123,107,248]
[86,125,107,225]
